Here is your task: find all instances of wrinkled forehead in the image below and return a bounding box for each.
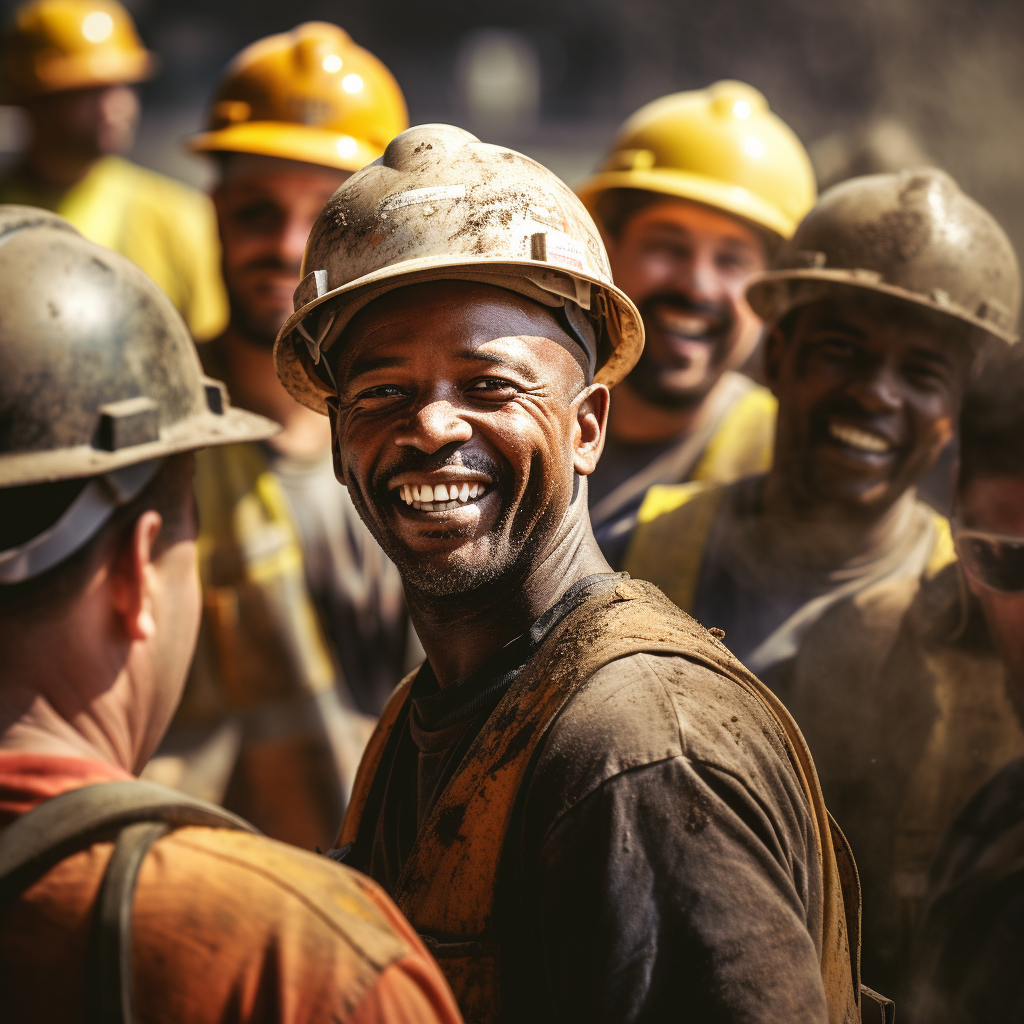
[332,280,591,383]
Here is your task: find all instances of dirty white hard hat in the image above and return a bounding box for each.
[274,123,645,413]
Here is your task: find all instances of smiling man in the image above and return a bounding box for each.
[273,123,876,1024]
[625,169,1019,688]
[141,24,414,851]
[577,82,817,565]
[788,339,1024,1011]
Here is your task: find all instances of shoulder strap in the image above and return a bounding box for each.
[622,483,725,612]
[0,779,258,1024]
[690,380,776,484]
[588,372,750,531]
[361,579,858,1023]
[338,668,419,849]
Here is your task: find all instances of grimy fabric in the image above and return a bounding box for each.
[0,752,462,1024]
[782,563,1024,1007]
[908,754,1024,1023]
[340,576,861,1024]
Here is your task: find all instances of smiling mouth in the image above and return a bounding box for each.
[652,304,722,341]
[828,422,895,454]
[392,481,490,512]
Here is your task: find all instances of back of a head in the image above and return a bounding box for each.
[959,342,1024,492]
[0,205,274,613]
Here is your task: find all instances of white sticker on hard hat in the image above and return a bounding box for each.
[379,184,466,214]
[529,228,589,275]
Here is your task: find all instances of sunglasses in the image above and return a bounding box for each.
[954,526,1024,593]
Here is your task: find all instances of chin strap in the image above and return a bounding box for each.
[0,459,163,584]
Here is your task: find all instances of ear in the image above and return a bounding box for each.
[763,324,788,397]
[572,383,610,476]
[109,510,164,642]
[325,396,346,484]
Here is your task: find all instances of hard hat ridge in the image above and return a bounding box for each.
[274,124,645,413]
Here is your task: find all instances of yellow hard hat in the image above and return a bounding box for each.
[577,81,817,242]
[188,22,409,173]
[2,0,156,101]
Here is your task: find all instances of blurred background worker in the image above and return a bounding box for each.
[0,206,462,1024]
[576,81,816,566]
[0,0,227,340]
[142,22,415,853]
[623,167,1017,678]
[791,339,1024,1015]
[897,342,1024,1024]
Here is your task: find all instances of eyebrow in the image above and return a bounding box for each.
[455,348,539,377]
[343,353,408,384]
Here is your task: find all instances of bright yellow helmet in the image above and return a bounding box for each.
[2,0,155,101]
[577,80,817,242]
[188,22,409,173]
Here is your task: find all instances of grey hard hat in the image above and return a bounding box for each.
[0,205,276,488]
[0,206,277,583]
[746,167,1021,344]
[274,123,644,415]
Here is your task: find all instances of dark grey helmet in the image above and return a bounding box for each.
[746,167,1021,344]
[0,205,275,488]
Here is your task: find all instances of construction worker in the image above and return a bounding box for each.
[576,81,817,565]
[624,168,1018,683]
[0,0,227,339]
[789,340,1024,1012]
[139,24,415,852]
[0,206,461,1024]
[274,122,887,1023]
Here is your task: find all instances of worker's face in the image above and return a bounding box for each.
[767,293,971,514]
[606,199,767,409]
[327,281,608,597]
[957,474,1024,684]
[214,166,348,347]
[25,84,139,159]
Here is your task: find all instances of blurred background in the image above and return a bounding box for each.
[0,0,1021,252]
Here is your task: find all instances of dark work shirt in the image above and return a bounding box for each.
[908,754,1024,1023]
[353,577,833,1022]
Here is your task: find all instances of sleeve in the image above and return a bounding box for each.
[348,959,464,1024]
[518,756,829,1024]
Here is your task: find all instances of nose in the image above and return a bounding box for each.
[671,245,724,304]
[846,361,902,414]
[395,395,473,454]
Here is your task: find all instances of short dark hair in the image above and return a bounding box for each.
[959,340,1024,490]
[0,453,195,619]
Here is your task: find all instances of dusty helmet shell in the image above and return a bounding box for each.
[746,167,1021,343]
[0,206,276,488]
[274,123,644,414]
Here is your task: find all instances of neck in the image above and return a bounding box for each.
[607,377,706,444]
[405,505,612,686]
[22,137,99,191]
[761,469,920,568]
[208,327,332,459]
[0,611,139,773]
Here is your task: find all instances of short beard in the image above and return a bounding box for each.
[227,298,281,350]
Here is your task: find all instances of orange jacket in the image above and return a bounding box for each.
[0,752,462,1024]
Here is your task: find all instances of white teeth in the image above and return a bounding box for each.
[399,480,489,510]
[829,422,892,453]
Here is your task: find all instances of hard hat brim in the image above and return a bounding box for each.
[275,255,645,415]
[188,122,383,173]
[0,404,278,488]
[747,268,1019,344]
[577,167,797,241]
[5,50,157,100]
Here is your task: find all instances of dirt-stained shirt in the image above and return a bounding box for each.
[350,576,834,1023]
[0,751,462,1024]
